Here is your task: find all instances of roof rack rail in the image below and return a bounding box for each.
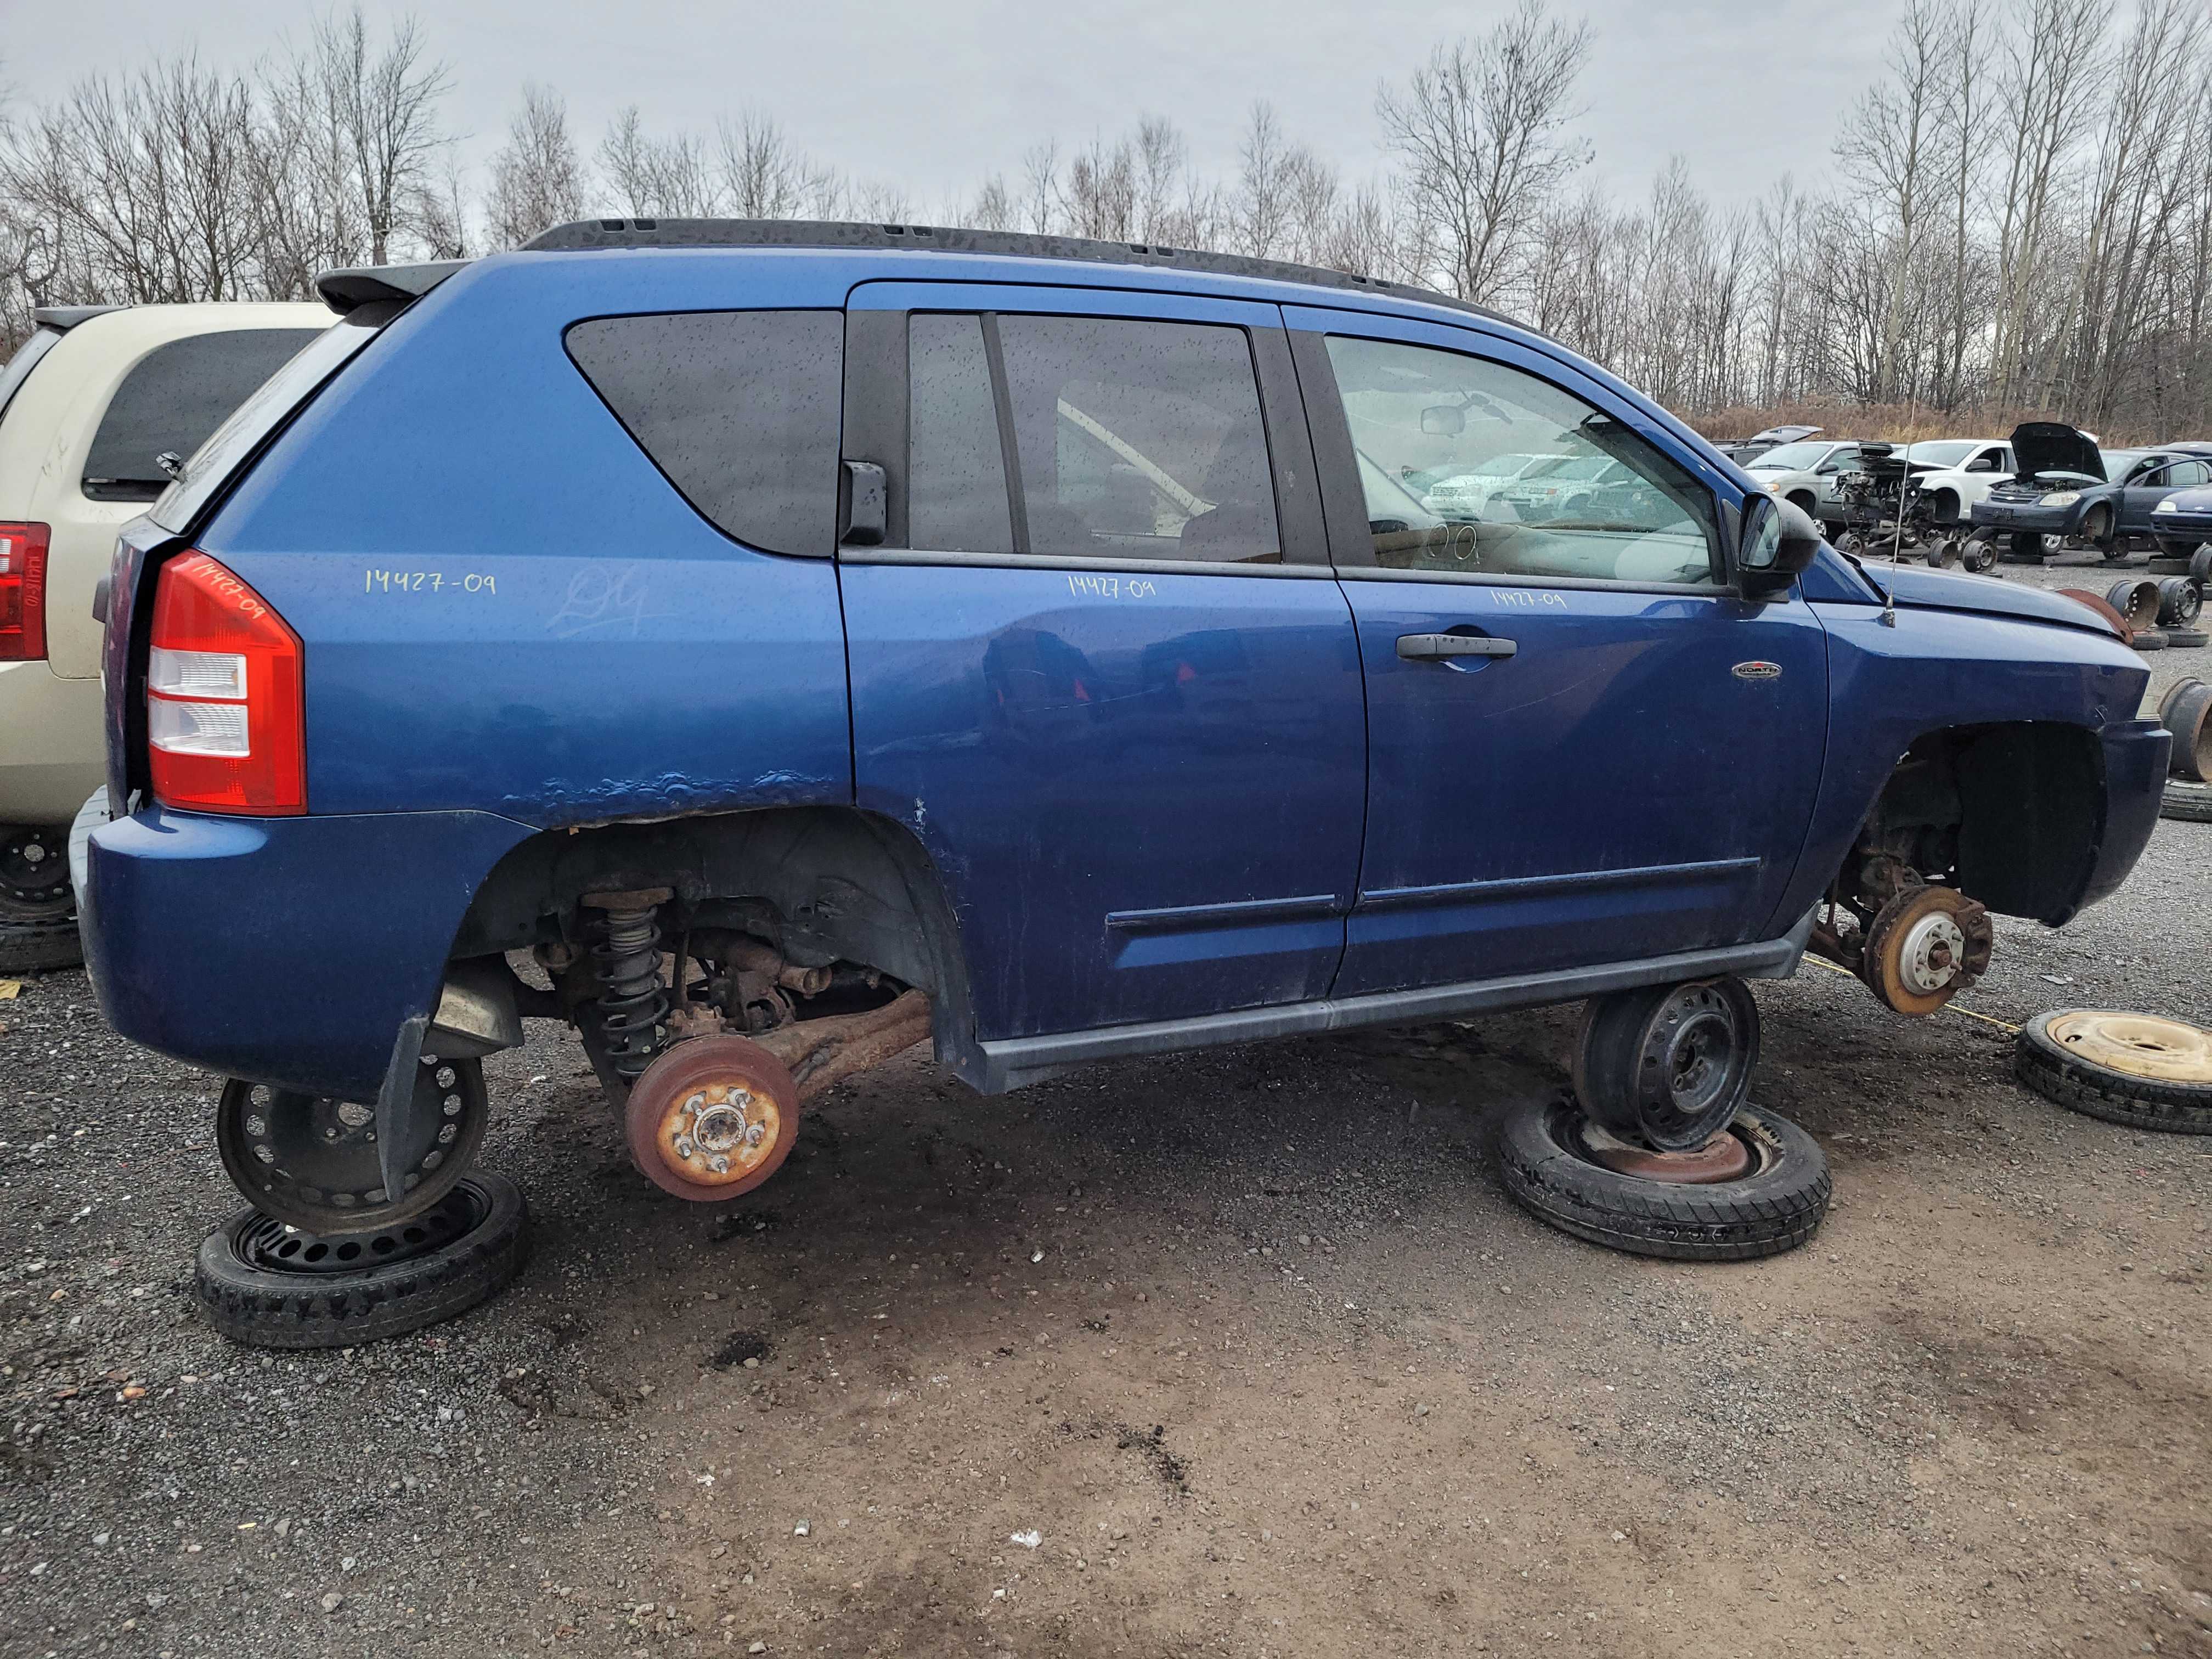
[522,218,1511,326]
[32,304,125,331]
[314,260,470,317]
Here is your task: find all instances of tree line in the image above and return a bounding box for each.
[3,0,2208,440]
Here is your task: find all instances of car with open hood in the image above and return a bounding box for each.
[70,222,2166,1294]
[1971,422,2211,561]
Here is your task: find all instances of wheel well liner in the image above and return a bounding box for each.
[1857,723,2102,926]
[448,806,984,1085]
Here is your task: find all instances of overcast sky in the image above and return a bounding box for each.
[9,0,1913,212]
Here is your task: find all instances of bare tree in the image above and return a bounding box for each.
[312,7,451,266]
[485,83,588,249]
[1376,1,1594,304]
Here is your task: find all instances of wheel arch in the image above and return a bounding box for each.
[447,804,986,1086]
[1845,720,2104,926]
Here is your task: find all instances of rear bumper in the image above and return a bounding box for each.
[81,804,535,1098]
[2075,718,2170,918]
[0,662,106,828]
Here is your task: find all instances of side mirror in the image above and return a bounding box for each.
[1738,494,1821,596]
[1419,404,1465,438]
[1965,457,1994,472]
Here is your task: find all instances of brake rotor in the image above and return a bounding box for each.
[2044,1011,2212,1084]
[623,1034,799,1202]
[1860,885,1992,1016]
[1578,1115,1753,1183]
[216,1055,489,1232]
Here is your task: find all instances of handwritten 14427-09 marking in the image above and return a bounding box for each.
[364,569,498,594]
[1065,573,1158,601]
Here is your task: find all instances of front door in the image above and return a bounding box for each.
[1285,307,1830,995]
[837,284,1367,1041]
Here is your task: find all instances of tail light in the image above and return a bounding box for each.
[146,552,305,814]
[0,522,48,661]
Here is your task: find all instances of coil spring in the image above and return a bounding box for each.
[590,898,668,1080]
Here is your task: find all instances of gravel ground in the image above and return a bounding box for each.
[2,553,2209,1659]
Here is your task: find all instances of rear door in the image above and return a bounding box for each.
[837,283,1366,1040]
[1286,306,1829,994]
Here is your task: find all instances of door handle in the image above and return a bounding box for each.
[1396,633,1516,661]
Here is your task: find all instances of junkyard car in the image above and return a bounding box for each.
[1741,436,1889,518]
[1420,453,1558,520]
[1972,423,2212,560]
[0,302,330,960]
[77,223,2166,1250]
[2153,483,2212,555]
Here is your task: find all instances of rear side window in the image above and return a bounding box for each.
[909,314,1014,553]
[84,329,324,501]
[567,311,843,557]
[996,315,1279,563]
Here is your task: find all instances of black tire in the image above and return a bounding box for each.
[2191,544,2212,585]
[1930,489,1960,525]
[2162,777,2212,821]
[0,920,82,973]
[2007,531,2046,563]
[195,1172,528,1348]
[2015,1012,2212,1134]
[1494,1097,1831,1262]
[2134,628,2169,651]
[2168,628,2209,647]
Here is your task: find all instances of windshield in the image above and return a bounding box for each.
[1905,441,1976,467]
[2100,449,2147,479]
[151,314,377,534]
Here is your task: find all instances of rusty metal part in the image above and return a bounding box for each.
[623,1035,799,1201]
[1859,885,1991,1016]
[1808,904,1863,973]
[2044,1011,2212,1083]
[718,936,834,997]
[754,989,932,1105]
[2053,588,2134,641]
[1578,1117,1753,1183]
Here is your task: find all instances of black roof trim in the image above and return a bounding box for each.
[32,304,125,331]
[314,260,470,316]
[523,218,1513,326]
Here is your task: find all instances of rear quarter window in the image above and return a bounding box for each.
[83,329,325,502]
[565,311,843,557]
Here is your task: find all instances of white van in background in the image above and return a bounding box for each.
[0,302,331,967]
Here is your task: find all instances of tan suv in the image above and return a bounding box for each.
[0,302,330,965]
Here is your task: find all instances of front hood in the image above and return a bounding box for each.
[2010,421,2104,482]
[1872,562,2122,638]
[2159,485,2212,516]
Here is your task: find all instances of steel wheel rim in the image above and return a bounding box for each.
[0,826,71,910]
[2047,1011,2212,1083]
[1630,982,1756,1150]
[217,1056,489,1232]
[233,1180,487,1277]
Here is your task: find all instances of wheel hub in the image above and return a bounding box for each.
[1897,911,1967,994]
[233,1181,484,1276]
[624,1035,799,1201]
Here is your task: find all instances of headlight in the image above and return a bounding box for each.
[2155,498,2179,512]
[1765,482,1783,495]
[2040,490,2081,507]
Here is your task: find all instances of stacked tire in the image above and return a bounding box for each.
[2158,678,2212,820]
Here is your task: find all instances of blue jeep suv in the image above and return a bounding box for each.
[76,222,2165,1285]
